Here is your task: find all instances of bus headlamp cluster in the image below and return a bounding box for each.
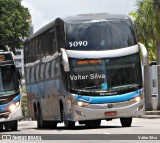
[77,101,89,107]
[9,101,20,112]
[130,96,143,102]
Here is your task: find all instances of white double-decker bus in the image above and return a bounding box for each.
[24,13,148,129]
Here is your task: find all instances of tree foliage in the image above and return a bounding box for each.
[0,0,30,52]
[130,0,160,61]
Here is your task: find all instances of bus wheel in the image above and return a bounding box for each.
[64,120,75,129]
[120,117,132,127]
[0,123,3,131]
[50,121,57,129]
[44,121,57,129]
[5,120,18,131]
[62,108,75,129]
[85,120,101,128]
[37,109,45,128]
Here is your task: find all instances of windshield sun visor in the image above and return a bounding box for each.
[66,45,139,59]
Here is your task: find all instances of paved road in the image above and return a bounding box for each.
[0,118,160,143]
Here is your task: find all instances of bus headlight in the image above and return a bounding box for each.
[15,101,20,107]
[130,96,143,102]
[77,101,89,107]
[9,101,20,112]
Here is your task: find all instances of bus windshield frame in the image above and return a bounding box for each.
[68,53,142,95]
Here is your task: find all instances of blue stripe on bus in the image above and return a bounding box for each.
[75,90,142,104]
[0,94,21,113]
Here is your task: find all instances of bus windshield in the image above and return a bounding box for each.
[0,65,19,95]
[69,53,142,94]
[65,19,137,51]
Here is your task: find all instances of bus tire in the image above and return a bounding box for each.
[37,108,45,128]
[44,121,57,129]
[50,121,57,129]
[85,120,101,128]
[64,120,75,129]
[120,117,132,127]
[5,120,18,131]
[10,120,18,131]
[0,123,3,131]
[62,108,75,129]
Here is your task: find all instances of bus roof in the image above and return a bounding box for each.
[26,13,130,41]
[63,13,130,23]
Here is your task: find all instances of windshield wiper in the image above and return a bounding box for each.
[129,85,140,90]
[74,85,102,95]
[83,85,101,90]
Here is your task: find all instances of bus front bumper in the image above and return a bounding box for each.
[0,105,22,123]
[71,99,145,121]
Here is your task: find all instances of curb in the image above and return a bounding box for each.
[142,115,160,119]
[142,111,160,119]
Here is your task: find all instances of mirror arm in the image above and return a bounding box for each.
[138,43,148,66]
[60,48,70,72]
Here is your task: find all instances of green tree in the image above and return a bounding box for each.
[130,0,160,63]
[0,0,30,52]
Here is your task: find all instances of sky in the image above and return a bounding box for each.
[21,0,138,33]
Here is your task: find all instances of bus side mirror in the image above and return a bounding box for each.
[138,43,148,66]
[60,48,70,72]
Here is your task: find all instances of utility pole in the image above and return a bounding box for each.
[153,0,160,110]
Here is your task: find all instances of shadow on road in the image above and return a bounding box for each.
[31,124,142,131]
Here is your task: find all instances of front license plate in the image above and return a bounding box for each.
[105,111,117,116]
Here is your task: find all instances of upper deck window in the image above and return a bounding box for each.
[65,19,137,51]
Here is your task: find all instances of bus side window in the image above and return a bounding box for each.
[25,67,30,84]
[30,67,35,83]
[48,61,52,79]
[54,60,59,77]
[51,60,55,78]
[45,62,50,79]
[40,64,45,81]
[35,64,40,82]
